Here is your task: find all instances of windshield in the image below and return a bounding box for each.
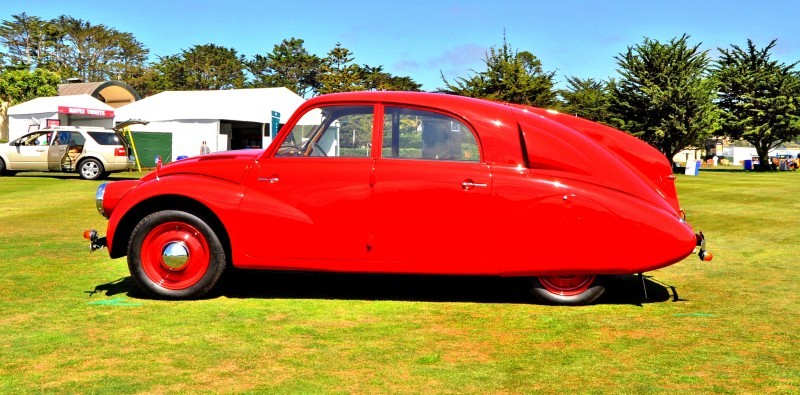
[276,106,373,157]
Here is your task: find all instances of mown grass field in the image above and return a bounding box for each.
[0,168,798,394]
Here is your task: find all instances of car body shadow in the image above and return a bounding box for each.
[6,172,143,180]
[87,272,682,306]
[9,173,80,180]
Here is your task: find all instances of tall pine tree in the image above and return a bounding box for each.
[317,43,364,94]
[714,39,800,170]
[246,38,322,98]
[558,77,612,124]
[611,34,719,161]
[442,34,556,107]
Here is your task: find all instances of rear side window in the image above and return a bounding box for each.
[382,107,480,162]
[70,133,86,146]
[88,132,124,146]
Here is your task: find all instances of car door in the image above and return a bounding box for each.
[5,131,51,171]
[369,106,493,274]
[237,105,376,267]
[47,131,71,171]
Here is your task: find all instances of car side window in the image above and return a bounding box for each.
[87,132,120,145]
[382,107,479,162]
[70,133,86,146]
[16,132,50,146]
[276,106,373,158]
[55,131,71,145]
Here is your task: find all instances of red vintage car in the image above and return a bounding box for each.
[86,91,711,305]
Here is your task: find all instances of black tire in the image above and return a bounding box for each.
[531,276,605,306]
[127,210,227,299]
[78,158,105,180]
[0,158,12,176]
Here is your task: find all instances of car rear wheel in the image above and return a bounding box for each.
[78,158,104,180]
[128,210,226,299]
[531,275,605,305]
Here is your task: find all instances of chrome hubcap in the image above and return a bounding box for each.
[162,241,190,270]
[82,162,98,177]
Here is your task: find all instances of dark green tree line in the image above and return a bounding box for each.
[3,11,800,167]
[148,44,246,92]
[0,68,59,140]
[245,38,322,98]
[0,13,149,82]
[714,39,800,170]
[247,40,420,96]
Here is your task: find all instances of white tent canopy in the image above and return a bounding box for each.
[7,95,115,140]
[8,94,114,116]
[112,88,307,162]
[114,87,305,124]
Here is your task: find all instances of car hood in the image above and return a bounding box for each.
[140,149,262,184]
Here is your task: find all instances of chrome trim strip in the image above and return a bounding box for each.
[96,183,107,218]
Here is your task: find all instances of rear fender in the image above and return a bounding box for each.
[499,177,696,276]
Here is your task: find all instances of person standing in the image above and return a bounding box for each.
[200,140,210,155]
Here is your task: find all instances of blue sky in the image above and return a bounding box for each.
[3,0,799,91]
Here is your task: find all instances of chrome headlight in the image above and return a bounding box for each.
[96,183,107,218]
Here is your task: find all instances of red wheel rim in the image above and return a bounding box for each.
[539,275,596,296]
[141,221,210,290]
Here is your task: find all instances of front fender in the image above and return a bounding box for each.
[105,174,246,259]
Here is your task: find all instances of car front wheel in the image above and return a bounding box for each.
[128,210,227,299]
[531,275,605,306]
[78,158,105,180]
[0,158,14,176]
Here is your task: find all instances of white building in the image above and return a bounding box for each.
[720,146,800,165]
[114,88,306,162]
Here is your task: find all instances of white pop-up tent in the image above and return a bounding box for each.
[7,94,116,140]
[114,88,306,162]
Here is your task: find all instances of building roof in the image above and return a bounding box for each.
[58,81,140,108]
[113,88,305,124]
[7,94,115,115]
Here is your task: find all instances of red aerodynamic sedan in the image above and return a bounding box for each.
[86,91,711,305]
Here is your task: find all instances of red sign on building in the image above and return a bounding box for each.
[57,106,115,118]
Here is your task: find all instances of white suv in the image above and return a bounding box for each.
[0,124,137,180]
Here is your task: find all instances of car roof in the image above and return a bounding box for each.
[304,91,511,113]
[37,126,114,133]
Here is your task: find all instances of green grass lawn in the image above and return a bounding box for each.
[1,168,798,393]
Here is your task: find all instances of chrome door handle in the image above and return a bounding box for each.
[258,176,280,184]
[461,180,487,190]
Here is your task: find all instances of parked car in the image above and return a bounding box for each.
[0,121,143,180]
[85,92,711,305]
[771,154,798,171]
